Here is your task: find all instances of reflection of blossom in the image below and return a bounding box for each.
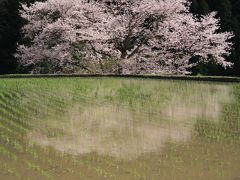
[163,85,233,123]
[27,85,232,160]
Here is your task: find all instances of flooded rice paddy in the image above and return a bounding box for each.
[0,77,239,179]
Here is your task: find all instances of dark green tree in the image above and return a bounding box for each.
[198,0,210,14]
[0,0,41,74]
[0,0,22,74]
[190,0,199,14]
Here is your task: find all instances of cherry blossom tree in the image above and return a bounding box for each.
[138,12,234,74]
[16,0,234,74]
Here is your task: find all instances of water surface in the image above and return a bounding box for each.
[0,78,239,179]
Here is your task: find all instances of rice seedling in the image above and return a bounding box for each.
[0,77,239,179]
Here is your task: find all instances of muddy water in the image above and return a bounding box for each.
[0,78,240,179]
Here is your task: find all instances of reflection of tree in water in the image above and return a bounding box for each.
[27,84,234,159]
[195,85,240,142]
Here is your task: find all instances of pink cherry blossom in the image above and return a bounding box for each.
[16,0,234,74]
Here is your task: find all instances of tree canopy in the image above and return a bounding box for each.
[16,0,233,74]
